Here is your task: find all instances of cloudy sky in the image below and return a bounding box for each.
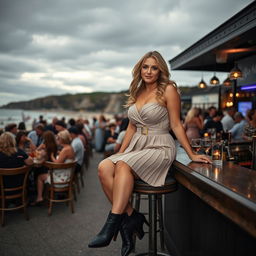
[0,0,252,106]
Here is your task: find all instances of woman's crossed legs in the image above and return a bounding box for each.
[98,159,134,215]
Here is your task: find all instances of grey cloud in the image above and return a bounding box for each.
[0,0,253,106]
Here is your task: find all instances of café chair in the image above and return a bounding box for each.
[0,165,31,226]
[43,161,77,216]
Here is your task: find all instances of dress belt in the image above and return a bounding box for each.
[136,126,169,135]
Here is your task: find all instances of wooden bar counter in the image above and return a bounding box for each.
[164,145,256,256]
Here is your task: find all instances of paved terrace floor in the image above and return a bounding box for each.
[0,152,151,256]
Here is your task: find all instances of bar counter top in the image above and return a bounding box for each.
[172,144,256,238]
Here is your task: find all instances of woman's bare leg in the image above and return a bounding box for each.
[36,174,48,201]
[98,159,133,215]
[98,159,115,202]
[111,161,134,214]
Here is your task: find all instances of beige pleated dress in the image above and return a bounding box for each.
[108,102,176,187]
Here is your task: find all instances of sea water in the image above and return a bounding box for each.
[0,109,100,130]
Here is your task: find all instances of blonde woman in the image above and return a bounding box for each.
[88,51,210,255]
[183,107,204,142]
[32,130,75,205]
[0,132,33,190]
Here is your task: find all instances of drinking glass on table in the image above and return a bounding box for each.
[207,128,216,140]
[201,138,212,156]
[191,138,202,153]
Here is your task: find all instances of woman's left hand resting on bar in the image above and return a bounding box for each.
[165,85,212,164]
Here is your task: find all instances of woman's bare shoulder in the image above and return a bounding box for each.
[164,82,179,99]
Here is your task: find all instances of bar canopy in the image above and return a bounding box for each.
[169,2,256,72]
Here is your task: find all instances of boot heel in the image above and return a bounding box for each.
[113,229,119,241]
[135,229,145,240]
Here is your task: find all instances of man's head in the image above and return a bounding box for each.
[68,126,79,139]
[208,106,217,118]
[226,107,236,118]
[55,120,66,132]
[35,124,44,136]
[213,110,224,122]
[234,112,244,123]
[5,123,18,135]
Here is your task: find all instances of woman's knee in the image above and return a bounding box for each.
[115,161,132,175]
[38,173,47,182]
[98,159,114,180]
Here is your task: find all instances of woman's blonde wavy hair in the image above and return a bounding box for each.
[0,132,17,156]
[125,51,177,107]
[184,107,200,123]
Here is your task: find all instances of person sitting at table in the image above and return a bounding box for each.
[18,121,26,131]
[0,132,33,197]
[32,130,59,180]
[28,123,45,147]
[229,112,247,141]
[103,121,118,155]
[114,117,129,153]
[5,123,18,136]
[183,107,203,142]
[201,110,224,136]
[68,127,84,174]
[16,131,36,153]
[32,130,75,205]
[37,130,58,161]
[243,109,256,141]
[55,120,67,133]
[221,107,236,132]
[75,122,87,148]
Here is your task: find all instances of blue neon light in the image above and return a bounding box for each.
[240,84,256,90]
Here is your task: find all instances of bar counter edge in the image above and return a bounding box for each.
[164,153,256,256]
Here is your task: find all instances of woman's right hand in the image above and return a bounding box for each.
[190,153,212,164]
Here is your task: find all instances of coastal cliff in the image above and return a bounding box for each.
[1,91,128,114]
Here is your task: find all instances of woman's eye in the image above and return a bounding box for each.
[142,65,148,69]
[152,66,158,70]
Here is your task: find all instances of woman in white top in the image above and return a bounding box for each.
[32,130,75,205]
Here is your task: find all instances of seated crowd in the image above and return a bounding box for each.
[0,113,129,208]
[183,106,256,142]
[0,108,255,209]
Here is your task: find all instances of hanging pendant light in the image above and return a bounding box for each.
[198,78,207,88]
[229,63,243,80]
[223,75,232,86]
[210,72,220,85]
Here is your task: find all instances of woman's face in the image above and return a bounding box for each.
[21,135,27,142]
[141,57,160,85]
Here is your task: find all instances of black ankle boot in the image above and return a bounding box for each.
[88,212,124,248]
[120,210,149,256]
[120,213,134,256]
[129,209,149,240]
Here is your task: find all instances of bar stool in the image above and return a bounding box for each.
[133,175,177,256]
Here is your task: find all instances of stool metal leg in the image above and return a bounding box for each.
[157,194,165,251]
[135,193,170,256]
[133,193,141,253]
[134,193,141,212]
[150,194,157,255]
